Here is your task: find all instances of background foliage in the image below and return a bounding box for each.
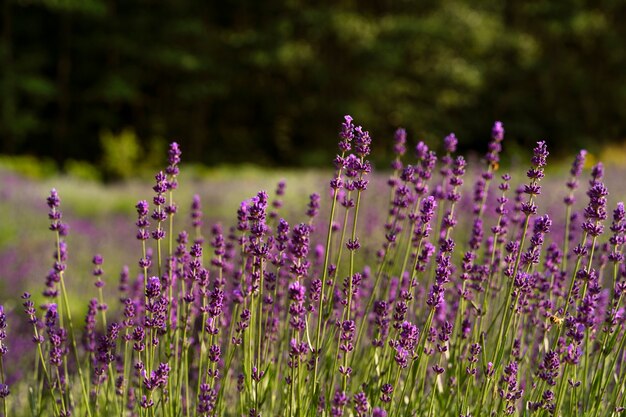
[1,0,626,167]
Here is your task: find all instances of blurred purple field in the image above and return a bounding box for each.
[2,159,625,303]
[0,168,327,300]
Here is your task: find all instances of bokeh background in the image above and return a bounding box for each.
[2,0,626,174]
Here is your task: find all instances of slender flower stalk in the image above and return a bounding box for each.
[561,150,587,271]
[493,141,548,366]
[313,115,354,398]
[0,305,8,417]
[476,174,511,337]
[47,188,93,417]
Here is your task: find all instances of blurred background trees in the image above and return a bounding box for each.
[1,0,625,169]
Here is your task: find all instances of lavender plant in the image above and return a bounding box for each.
[1,119,626,417]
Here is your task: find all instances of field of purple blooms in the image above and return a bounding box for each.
[1,118,626,417]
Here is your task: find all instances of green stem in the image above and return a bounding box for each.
[342,184,363,392]
[491,196,533,370]
[216,303,240,413]
[401,308,435,415]
[57,262,93,417]
[427,355,444,417]
[592,329,626,417]
[120,328,132,417]
[313,157,345,395]
[0,356,7,417]
[553,363,569,417]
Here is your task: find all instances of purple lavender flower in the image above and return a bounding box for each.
[136,200,151,242]
[372,407,387,417]
[191,194,204,244]
[270,180,286,219]
[21,293,38,329]
[47,189,68,236]
[339,115,354,152]
[83,298,98,353]
[526,143,548,182]
[499,361,523,415]
[436,320,453,352]
[92,254,105,289]
[248,191,269,235]
[415,141,429,160]
[390,127,407,171]
[372,300,390,348]
[393,128,407,157]
[427,253,452,309]
[0,306,6,352]
[466,343,481,376]
[291,223,311,260]
[151,172,168,242]
[47,188,60,215]
[420,196,437,226]
[45,304,65,368]
[331,389,349,416]
[521,214,552,266]
[564,150,587,205]
[582,183,609,237]
[564,344,582,365]
[353,126,372,158]
[145,276,162,299]
[492,121,504,141]
[538,350,560,386]
[339,319,355,357]
[306,193,321,220]
[197,383,217,415]
[469,218,483,251]
[473,121,505,214]
[590,162,604,187]
[237,201,249,232]
[609,202,626,265]
[380,383,393,403]
[166,142,181,189]
[207,287,225,319]
[143,362,171,391]
[353,391,369,417]
[288,281,306,332]
[444,133,458,153]
[288,282,306,304]
[0,306,7,397]
[275,218,290,254]
[531,141,549,170]
[571,150,587,177]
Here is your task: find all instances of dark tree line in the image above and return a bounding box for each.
[1,0,626,167]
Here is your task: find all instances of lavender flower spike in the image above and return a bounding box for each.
[444,133,458,153]
[492,121,505,141]
[0,305,8,402]
[339,115,355,152]
[393,128,407,157]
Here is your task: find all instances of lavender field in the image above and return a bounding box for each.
[1,118,626,417]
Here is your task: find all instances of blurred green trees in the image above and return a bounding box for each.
[1,0,625,167]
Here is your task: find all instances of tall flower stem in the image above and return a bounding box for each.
[312,152,345,394]
[341,185,363,393]
[491,206,531,369]
[399,308,434,416]
[55,231,93,417]
[324,190,352,320]
[0,350,7,417]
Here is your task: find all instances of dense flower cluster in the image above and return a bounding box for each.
[0,118,625,417]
